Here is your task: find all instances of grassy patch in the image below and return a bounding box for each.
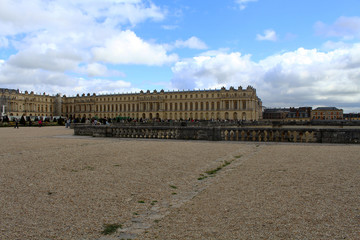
[198,160,233,180]
[169,185,177,189]
[150,200,158,206]
[234,155,242,159]
[171,192,177,195]
[101,223,122,235]
[205,166,222,175]
[138,200,145,203]
[197,174,208,180]
[205,161,231,175]
[82,166,95,171]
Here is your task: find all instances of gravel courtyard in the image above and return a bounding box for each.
[0,126,359,239]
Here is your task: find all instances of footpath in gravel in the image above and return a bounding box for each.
[0,126,359,239]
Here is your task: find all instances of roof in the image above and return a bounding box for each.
[314,107,339,110]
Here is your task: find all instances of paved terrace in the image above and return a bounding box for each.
[0,126,359,239]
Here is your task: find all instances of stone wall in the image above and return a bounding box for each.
[74,124,360,144]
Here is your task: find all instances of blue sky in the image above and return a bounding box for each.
[0,0,360,112]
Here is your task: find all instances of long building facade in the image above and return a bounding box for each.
[0,86,262,121]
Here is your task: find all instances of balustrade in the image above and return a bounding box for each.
[74,123,360,144]
[220,128,316,143]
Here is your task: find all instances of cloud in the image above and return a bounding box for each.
[0,61,134,96]
[0,0,172,93]
[73,78,135,96]
[7,47,82,72]
[0,36,9,48]
[174,37,208,50]
[171,44,360,111]
[171,52,261,90]
[321,41,352,50]
[162,25,178,30]
[315,16,360,40]
[0,63,75,87]
[0,0,166,36]
[235,0,258,10]
[81,63,126,78]
[256,29,278,41]
[92,30,178,65]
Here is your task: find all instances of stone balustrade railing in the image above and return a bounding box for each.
[73,124,360,144]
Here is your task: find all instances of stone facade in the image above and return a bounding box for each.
[0,86,262,121]
[62,86,262,121]
[0,88,55,118]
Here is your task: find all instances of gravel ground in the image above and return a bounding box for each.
[0,126,359,239]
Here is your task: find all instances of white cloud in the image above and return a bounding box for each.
[235,0,258,10]
[92,30,178,65]
[199,48,231,57]
[0,62,134,96]
[0,0,172,93]
[321,41,352,50]
[171,44,360,111]
[0,36,9,48]
[81,63,125,78]
[171,52,261,90]
[162,25,178,30]
[174,37,208,50]
[0,0,166,36]
[84,63,109,77]
[74,78,134,96]
[315,16,360,40]
[256,29,278,41]
[8,47,82,72]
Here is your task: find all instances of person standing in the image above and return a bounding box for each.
[14,118,19,129]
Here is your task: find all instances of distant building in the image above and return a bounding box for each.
[263,108,289,120]
[287,107,312,121]
[343,113,360,121]
[311,107,343,120]
[263,107,312,121]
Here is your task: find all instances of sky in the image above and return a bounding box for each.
[0,0,360,112]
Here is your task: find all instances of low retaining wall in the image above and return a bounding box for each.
[74,124,360,144]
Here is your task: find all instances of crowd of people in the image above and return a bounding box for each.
[1,114,252,129]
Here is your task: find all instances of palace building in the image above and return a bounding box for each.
[0,86,263,121]
[0,88,62,118]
